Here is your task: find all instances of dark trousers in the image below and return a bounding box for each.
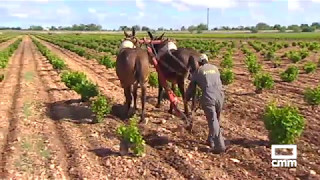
[201,95,226,151]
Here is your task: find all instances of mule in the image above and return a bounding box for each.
[116,28,151,123]
[147,31,200,117]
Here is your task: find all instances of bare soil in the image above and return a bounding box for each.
[0,36,319,179]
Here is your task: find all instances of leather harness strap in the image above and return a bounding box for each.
[153,41,189,76]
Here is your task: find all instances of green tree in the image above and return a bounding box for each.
[119,26,130,31]
[221,26,230,30]
[132,25,141,31]
[288,24,301,32]
[197,23,208,31]
[279,26,287,32]
[302,26,316,32]
[256,22,270,30]
[188,25,197,33]
[311,22,320,29]
[141,26,150,31]
[49,26,58,31]
[237,26,244,30]
[273,24,281,30]
[29,25,43,30]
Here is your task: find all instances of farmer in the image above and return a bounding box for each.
[185,54,226,154]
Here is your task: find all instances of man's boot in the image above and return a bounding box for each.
[206,137,215,149]
[212,130,226,154]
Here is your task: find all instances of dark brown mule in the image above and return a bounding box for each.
[116,28,151,123]
[147,31,200,116]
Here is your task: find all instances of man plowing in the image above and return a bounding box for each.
[185,54,226,154]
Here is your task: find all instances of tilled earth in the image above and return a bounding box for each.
[0,36,319,180]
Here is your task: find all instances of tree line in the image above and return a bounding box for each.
[1,22,320,33]
[0,24,102,31]
[120,22,320,33]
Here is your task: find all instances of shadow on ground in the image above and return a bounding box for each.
[111,103,140,121]
[89,148,120,157]
[46,99,95,124]
[229,138,270,148]
[144,133,170,148]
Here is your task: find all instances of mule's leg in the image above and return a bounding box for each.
[168,83,176,114]
[156,75,163,108]
[124,86,132,118]
[191,92,197,112]
[140,83,147,123]
[133,82,138,113]
[177,79,189,117]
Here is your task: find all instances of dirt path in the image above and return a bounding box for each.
[31,36,118,179]
[0,37,25,178]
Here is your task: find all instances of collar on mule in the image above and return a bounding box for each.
[119,40,136,50]
[156,41,177,59]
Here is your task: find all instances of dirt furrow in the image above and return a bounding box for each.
[0,39,26,178]
[29,38,74,179]
[1,37,65,179]
[31,37,116,179]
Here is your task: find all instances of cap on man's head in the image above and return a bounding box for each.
[199,53,209,64]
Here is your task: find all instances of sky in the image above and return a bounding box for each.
[0,0,319,30]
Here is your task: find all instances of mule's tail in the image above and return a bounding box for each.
[134,58,144,85]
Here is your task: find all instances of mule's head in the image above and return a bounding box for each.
[119,28,140,50]
[147,31,177,57]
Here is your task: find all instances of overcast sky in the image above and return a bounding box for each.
[0,0,319,29]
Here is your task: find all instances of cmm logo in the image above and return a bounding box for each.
[271,145,297,168]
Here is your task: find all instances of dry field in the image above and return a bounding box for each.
[0,34,319,180]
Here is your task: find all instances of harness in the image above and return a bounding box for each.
[156,41,177,59]
[151,41,188,76]
[119,40,136,50]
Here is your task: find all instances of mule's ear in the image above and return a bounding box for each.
[124,30,130,37]
[132,27,136,37]
[147,31,154,39]
[158,32,165,39]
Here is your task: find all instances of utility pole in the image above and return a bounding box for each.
[207,8,209,30]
